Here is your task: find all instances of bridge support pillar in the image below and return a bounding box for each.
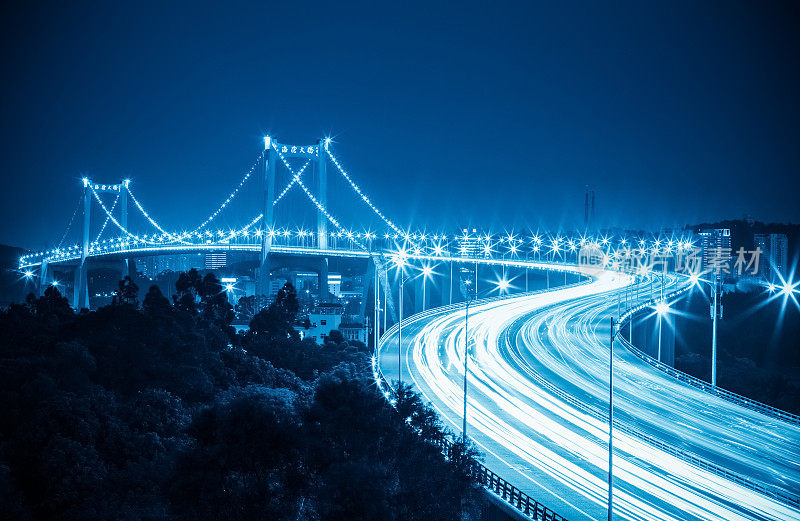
[39,260,49,296]
[318,258,329,302]
[317,139,328,250]
[120,180,129,279]
[75,181,91,310]
[73,266,89,309]
[259,137,277,297]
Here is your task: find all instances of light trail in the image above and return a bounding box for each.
[378,268,800,521]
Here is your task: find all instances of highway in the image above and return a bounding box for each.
[377,268,800,521]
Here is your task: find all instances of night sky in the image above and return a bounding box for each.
[1,2,798,250]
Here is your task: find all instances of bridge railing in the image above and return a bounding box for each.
[372,358,571,521]
[618,282,800,426]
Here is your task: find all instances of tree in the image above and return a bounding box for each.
[33,285,73,319]
[142,285,172,316]
[198,273,234,328]
[173,268,202,315]
[234,295,256,322]
[248,282,300,342]
[112,276,139,307]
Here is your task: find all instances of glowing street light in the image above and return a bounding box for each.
[654,300,670,362]
[420,264,435,311]
[393,252,408,384]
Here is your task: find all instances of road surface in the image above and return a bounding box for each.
[377,268,800,521]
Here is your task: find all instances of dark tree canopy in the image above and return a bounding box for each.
[0,271,484,521]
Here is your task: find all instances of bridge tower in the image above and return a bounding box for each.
[259,137,277,297]
[316,138,329,301]
[259,137,330,301]
[74,178,91,309]
[74,178,129,310]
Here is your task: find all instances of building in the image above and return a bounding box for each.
[755,233,788,282]
[698,229,731,278]
[754,234,770,279]
[770,234,789,280]
[300,302,344,343]
[137,253,204,278]
[328,273,342,297]
[339,322,368,344]
[205,252,227,269]
[456,228,483,257]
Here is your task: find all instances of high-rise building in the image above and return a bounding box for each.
[205,252,227,269]
[698,228,731,277]
[456,228,484,258]
[754,234,770,279]
[770,234,788,280]
[753,233,788,282]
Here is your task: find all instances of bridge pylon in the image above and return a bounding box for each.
[258,137,277,297]
[259,136,330,300]
[74,178,129,310]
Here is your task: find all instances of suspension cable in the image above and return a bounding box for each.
[187,149,266,234]
[273,159,311,205]
[57,194,83,248]
[89,184,163,245]
[94,192,120,242]
[324,144,406,237]
[275,147,369,253]
[125,184,184,243]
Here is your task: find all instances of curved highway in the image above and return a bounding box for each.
[377,268,800,521]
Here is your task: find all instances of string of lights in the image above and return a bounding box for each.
[88,184,164,245]
[94,192,120,242]
[185,149,266,235]
[273,159,311,205]
[275,146,370,253]
[324,144,405,238]
[56,194,83,248]
[125,185,185,243]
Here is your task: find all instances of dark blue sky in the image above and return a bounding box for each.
[1,2,798,250]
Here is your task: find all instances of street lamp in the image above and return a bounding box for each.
[607,316,622,521]
[393,252,408,385]
[654,300,670,362]
[420,264,434,311]
[687,271,723,386]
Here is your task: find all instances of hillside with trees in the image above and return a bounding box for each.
[0,271,483,520]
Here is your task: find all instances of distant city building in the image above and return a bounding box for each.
[770,234,788,280]
[456,228,483,257]
[755,233,788,282]
[754,234,770,279]
[205,252,227,269]
[137,253,203,278]
[328,273,342,297]
[698,229,731,278]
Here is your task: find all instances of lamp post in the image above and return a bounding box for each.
[655,300,670,362]
[689,272,722,387]
[608,316,617,521]
[463,292,471,440]
[393,253,408,385]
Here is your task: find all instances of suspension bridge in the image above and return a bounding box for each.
[17,137,800,521]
